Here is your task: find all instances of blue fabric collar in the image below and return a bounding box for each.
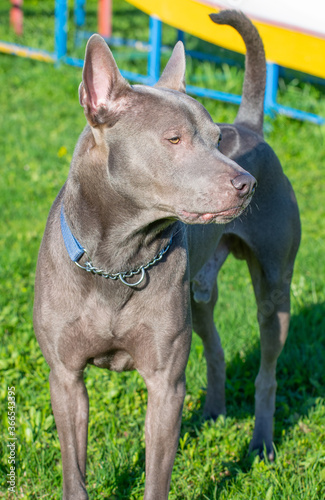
[60,203,174,287]
[60,205,85,263]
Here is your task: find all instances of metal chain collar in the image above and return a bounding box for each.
[75,236,173,287]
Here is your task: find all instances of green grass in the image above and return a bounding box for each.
[1,1,325,498]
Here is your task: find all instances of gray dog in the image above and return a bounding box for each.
[34,10,300,500]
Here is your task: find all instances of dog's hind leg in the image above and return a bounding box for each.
[191,284,226,419]
[192,239,229,305]
[191,241,230,418]
[246,251,294,460]
[49,366,89,500]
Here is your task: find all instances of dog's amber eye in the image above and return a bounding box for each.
[168,137,180,144]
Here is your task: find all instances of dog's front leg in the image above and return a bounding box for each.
[49,366,89,500]
[142,372,186,500]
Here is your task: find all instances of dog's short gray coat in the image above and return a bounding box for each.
[34,10,300,499]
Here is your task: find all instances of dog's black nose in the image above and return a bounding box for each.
[231,173,257,198]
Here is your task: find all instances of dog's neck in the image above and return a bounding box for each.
[62,179,177,276]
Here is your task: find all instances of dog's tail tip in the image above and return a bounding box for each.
[209,10,244,25]
[209,12,222,24]
[210,10,252,30]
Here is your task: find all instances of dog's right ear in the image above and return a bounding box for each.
[79,34,131,127]
[154,41,186,93]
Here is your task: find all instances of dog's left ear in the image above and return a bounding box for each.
[154,41,186,93]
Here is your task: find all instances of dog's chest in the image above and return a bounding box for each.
[56,284,167,372]
[58,310,141,373]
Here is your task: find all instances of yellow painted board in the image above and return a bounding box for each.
[0,42,54,63]
[125,0,325,79]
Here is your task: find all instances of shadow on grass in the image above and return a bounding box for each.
[104,448,146,500]
[189,300,324,424]
[177,302,325,498]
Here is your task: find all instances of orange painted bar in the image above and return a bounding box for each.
[98,0,112,37]
[10,0,23,36]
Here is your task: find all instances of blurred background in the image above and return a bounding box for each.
[0,1,324,498]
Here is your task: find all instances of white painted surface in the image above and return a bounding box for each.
[202,0,325,36]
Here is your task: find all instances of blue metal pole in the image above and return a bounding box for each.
[55,0,68,61]
[74,0,86,27]
[177,30,185,44]
[265,62,279,117]
[148,16,162,84]
[264,62,324,123]
[186,84,242,105]
[74,0,86,47]
[275,104,325,124]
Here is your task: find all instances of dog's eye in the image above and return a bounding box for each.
[168,137,180,144]
[217,133,222,148]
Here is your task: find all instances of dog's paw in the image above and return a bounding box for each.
[249,439,275,462]
[202,405,226,422]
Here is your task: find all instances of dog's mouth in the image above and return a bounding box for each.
[178,206,245,224]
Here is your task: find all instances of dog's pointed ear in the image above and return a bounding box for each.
[154,41,186,93]
[79,34,131,126]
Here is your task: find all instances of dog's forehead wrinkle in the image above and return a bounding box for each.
[132,84,210,116]
[109,88,215,142]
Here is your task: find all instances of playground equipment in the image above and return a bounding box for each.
[125,0,325,124]
[0,0,324,124]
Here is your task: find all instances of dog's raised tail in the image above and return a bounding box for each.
[210,10,266,136]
